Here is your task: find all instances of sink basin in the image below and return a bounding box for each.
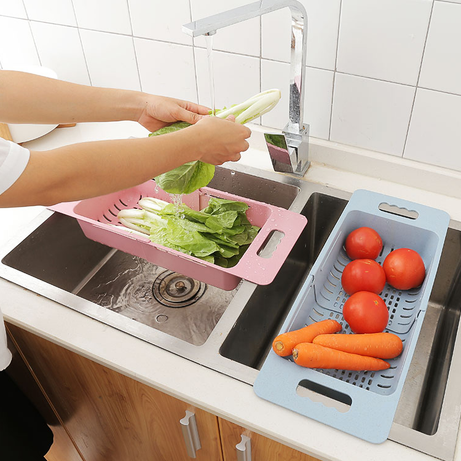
[219,192,347,369]
[1,163,461,460]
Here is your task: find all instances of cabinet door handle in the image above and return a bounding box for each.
[236,434,252,461]
[180,410,202,458]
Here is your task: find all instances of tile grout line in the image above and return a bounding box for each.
[401,0,436,159]
[125,0,143,92]
[27,21,42,67]
[328,0,343,142]
[69,0,92,86]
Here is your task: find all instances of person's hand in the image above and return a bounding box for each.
[137,95,210,132]
[189,115,251,165]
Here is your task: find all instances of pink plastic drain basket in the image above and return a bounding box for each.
[50,180,307,290]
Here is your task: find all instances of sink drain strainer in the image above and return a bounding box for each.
[152,270,206,308]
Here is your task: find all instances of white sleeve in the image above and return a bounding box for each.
[0,137,30,369]
[0,137,30,195]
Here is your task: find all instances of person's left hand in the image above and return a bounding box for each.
[137,95,210,133]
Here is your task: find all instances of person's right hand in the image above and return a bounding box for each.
[190,115,251,165]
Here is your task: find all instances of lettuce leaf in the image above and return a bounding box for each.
[153,197,259,267]
[155,160,215,196]
[149,121,191,135]
[149,122,215,194]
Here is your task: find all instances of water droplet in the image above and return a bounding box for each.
[156,314,169,323]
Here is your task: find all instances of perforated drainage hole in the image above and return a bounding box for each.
[152,270,206,308]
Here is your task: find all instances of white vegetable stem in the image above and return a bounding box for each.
[214,89,281,125]
[138,197,169,213]
[110,224,150,238]
[117,207,166,234]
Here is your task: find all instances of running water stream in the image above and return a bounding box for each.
[205,33,216,116]
[167,34,215,212]
[170,193,185,215]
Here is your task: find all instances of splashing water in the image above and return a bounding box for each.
[170,193,185,215]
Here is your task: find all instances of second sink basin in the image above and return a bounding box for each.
[1,163,461,460]
[220,192,346,369]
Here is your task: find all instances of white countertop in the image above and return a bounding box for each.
[1,121,461,461]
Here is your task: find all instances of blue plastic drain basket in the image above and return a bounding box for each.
[253,189,450,443]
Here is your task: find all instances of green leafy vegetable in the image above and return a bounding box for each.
[151,89,281,195]
[117,196,259,268]
[149,121,191,136]
[151,161,215,195]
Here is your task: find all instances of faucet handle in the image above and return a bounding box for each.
[264,124,310,175]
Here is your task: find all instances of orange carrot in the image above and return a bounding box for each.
[292,343,390,371]
[272,319,342,357]
[313,332,403,359]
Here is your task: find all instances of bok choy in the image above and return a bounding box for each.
[117,196,259,268]
[150,89,281,195]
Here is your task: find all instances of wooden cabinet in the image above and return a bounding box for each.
[218,418,320,461]
[6,332,83,461]
[6,323,222,461]
[7,323,321,461]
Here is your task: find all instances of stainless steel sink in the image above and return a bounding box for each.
[1,163,461,460]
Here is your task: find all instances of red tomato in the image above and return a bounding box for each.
[383,248,425,290]
[345,227,383,260]
[343,291,389,333]
[341,259,386,295]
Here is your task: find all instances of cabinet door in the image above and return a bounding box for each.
[6,329,83,461]
[219,418,320,461]
[7,323,222,461]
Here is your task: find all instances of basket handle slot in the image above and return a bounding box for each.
[378,202,419,220]
[296,379,352,413]
[256,230,285,259]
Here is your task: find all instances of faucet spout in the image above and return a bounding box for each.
[183,0,310,176]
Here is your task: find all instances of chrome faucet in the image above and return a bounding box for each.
[183,0,310,176]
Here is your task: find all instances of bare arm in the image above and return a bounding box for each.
[0,70,210,131]
[0,116,251,207]
[0,71,252,208]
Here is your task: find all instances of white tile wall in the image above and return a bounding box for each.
[0,17,40,68]
[23,0,77,26]
[405,89,461,172]
[135,38,196,101]
[79,29,140,90]
[1,0,461,174]
[195,48,260,110]
[73,0,132,35]
[337,0,432,86]
[128,0,192,46]
[419,1,461,95]
[331,73,415,156]
[0,0,26,18]
[30,22,89,84]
